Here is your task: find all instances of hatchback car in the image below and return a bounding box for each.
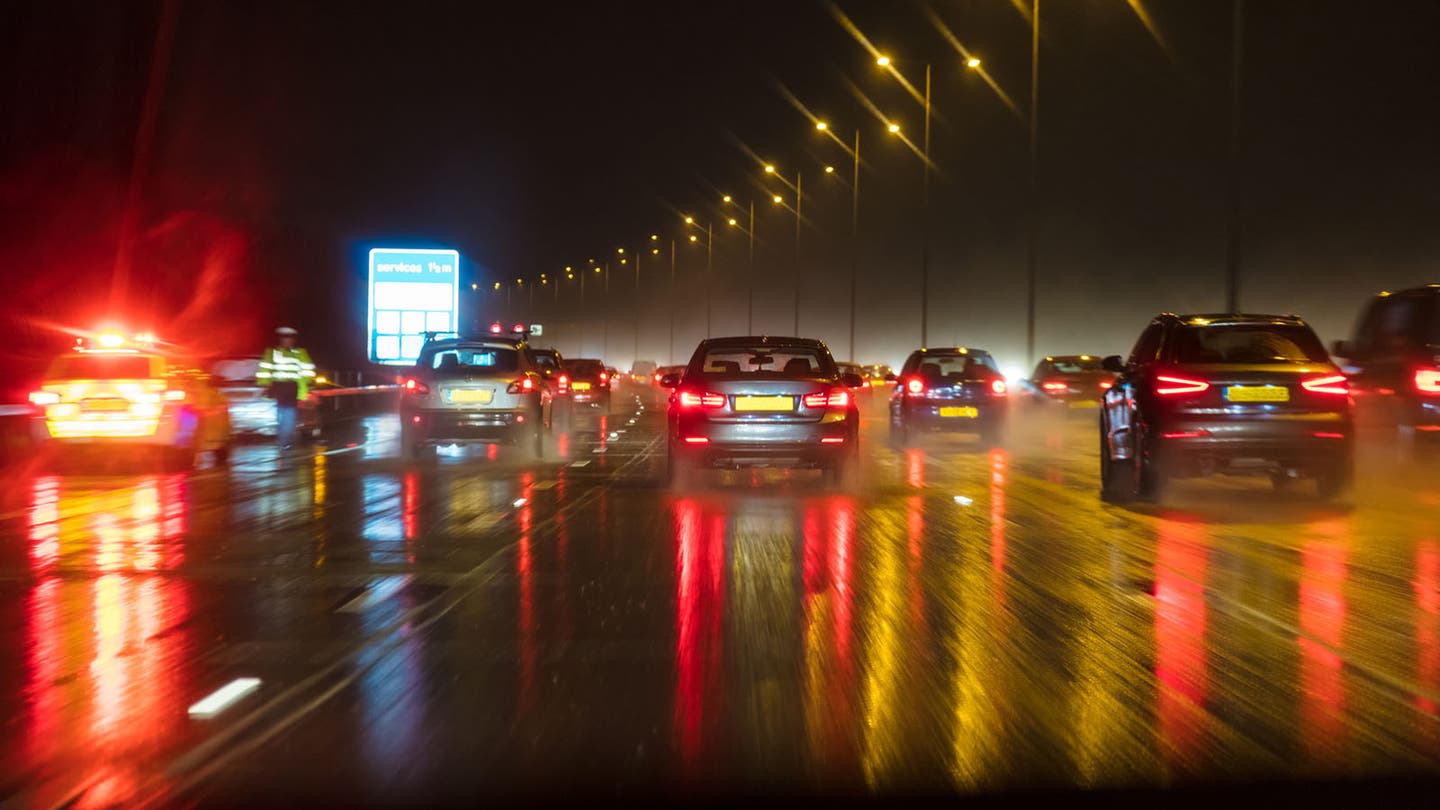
[662,336,861,485]
[1025,355,1116,411]
[1100,313,1353,501]
[30,333,233,470]
[889,348,1008,446]
[563,358,611,411]
[1331,285,1440,456]
[398,335,553,460]
[835,361,874,394]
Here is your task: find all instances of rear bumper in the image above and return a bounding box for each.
[403,409,534,445]
[1156,413,1352,472]
[671,413,855,468]
[899,401,1006,431]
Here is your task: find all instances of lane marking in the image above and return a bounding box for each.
[568,460,591,467]
[461,510,506,531]
[188,678,262,719]
[531,480,557,490]
[592,448,607,454]
[335,575,413,614]
[512,497,528,508]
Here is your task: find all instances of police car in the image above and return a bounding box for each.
[29,332,233,469]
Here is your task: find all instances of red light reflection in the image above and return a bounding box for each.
[1299,519,1349,764]
[1415,540,1439,746]
[673,498,726,772]
[1154,516,1208,766]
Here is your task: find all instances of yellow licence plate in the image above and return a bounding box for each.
[447,389,493,404]
[939,406,979,418]
[1225,385,1289,402]
[734,395,794,412]
[1068,400,1099,408]
[82,398,131,412]
[571,382,592,391]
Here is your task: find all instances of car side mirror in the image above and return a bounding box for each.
[1331,339,1355,359]
[659,372,681,388]
[883,372,897,382]
[1101,355,1125,373]
[840,373,864,389]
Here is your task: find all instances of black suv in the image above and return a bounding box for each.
[1331,285,1440,455]
[1100,313,1353,501]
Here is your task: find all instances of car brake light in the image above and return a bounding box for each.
[507,377,536,394]
[1099,380,1114,390]
[682,436,710,444]
[29,391,60,406]
[1155,374,1209,395]
[403,378,429,395]
[678,390,725,409]
[163,389,186,402]
[990,379,1007,396]
[905,377,925,395]
[489,322,503,334]
[803,390,850,408]
[1416,369,1440,395]
[1314,432,1346,439]
[653,373,662,383]
[557,374,570,394]
[861,379,871,388]
[820,436,846,444]
[1300,374,1349,396]
[1042,381,1068,392]
[599,372,609,384]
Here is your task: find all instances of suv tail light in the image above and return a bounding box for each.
[678,390,725,409]
[989,379,1008,396]
[1417,369,1440,395]
[599,372,609,384]
[1155,374,1209,396]
[802,389,850,409]
[1041,381,1068,392]
[1300,374,1349,396]
[557,374,570,395]
[402,378,429,395]
[507,377,537,394]
[904,376,925,395]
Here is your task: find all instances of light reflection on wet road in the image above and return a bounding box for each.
[4,390,1440,805]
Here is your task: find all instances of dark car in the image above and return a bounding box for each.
[889,347,1008,447]
[1025,354,1117,410]
[1100,313,1353,501]
[398,334,553,460]
[662,336,862,486]
[1331,285,1440,456]
[563,358,611,411]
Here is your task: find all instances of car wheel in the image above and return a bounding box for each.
[214,441,233,466]
[163,445,196,472]
[530,424,545,461]
[1315,455,1353,500]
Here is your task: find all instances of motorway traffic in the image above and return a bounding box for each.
[6,331,1440,803]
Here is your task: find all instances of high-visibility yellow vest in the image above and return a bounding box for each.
[257,346,316,398]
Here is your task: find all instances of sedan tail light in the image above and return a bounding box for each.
[653,373,662,384]
[678,390,725,409]
[507,377,537,394]
[1155,374,1209,396]
[989,379,1007,396]
[1041,381,1068,392]
[1099,380,1114,391]
[1417,369,1440,395]
[599,372,609,384]
[28,391,60,406]
[802,389,850,409]
[1300,374,1349,396]
[402,378,429,395]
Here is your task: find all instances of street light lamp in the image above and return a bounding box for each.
[764,164,775,174]
[772,194,783,204]
[888,122,901,134]
[684,215,694,225]
[722,194,732,203]
[876,55,891,67]
[966,57,981,68]
[815,121,828,132]
[824,165,835,174]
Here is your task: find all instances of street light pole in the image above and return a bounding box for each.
[706,222,713,338]
[850,128,861,361]
[602,262,610,361]
[669,238,677,364]
[578,270,586,357]
[748,200,755,334]
[793,171,803,336]
[1224,0,1244,313]
[1025,1,1041,367]
[921,62,931,348]
[633,247,641,367]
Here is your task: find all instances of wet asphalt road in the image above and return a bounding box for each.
[5,385,1440,806]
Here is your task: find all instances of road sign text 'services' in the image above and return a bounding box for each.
[367,248,460,365]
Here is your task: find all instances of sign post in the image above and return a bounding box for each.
[367,247,460,365]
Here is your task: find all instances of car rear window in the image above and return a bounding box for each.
[532,352,560,369]
[696,345,835,377]
[567,359,605,373]
[422,344,519,373]
[50,354,155,379]
[1050,358,1103,374]
[910,354,998,381]
[1171,324,1329,364]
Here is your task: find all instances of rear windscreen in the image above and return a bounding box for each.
[422,344,519,373]
[566,359,605,373]
[1172,325,1329,364]
[1050,358,1103,374]
[696,346,834,377]
[911,354,998,381]
[532,352,560,369]
[50,355,154,379]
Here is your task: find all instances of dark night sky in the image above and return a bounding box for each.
[3,0,1439,386]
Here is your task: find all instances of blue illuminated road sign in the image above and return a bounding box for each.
[367,248,460,365]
